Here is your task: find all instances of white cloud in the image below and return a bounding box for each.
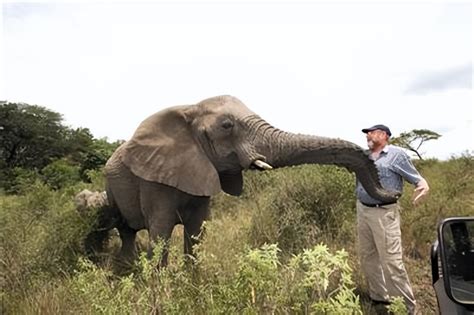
[1,1,472,159]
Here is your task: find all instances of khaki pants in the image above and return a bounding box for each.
[356,201,416,314]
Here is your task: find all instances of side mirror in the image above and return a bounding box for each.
[438,217,474,307]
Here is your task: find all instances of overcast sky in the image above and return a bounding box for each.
[1,1,472,159]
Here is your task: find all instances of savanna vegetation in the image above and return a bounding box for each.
[1,102,473,314]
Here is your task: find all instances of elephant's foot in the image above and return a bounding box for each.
[115,224,138,267]
[84,230,110,263]
[114,240,137,268]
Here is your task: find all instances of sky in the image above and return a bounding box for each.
[1,1,472,160]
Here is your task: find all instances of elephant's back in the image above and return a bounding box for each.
[105,143,126,174]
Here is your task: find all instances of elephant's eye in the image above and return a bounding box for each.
[221,119,234,130]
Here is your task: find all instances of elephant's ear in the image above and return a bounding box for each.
[120,106,221,196]
[219,171,243,196]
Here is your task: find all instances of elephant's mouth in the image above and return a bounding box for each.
[251,159,273,170]
[236,142,273,171]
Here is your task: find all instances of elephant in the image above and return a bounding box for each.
[88,95,399,265]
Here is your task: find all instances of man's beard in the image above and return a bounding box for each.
[367,140,375,149]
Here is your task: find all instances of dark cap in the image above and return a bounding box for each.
[361,124,392,137]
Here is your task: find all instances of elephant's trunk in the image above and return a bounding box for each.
[243,115,399,203]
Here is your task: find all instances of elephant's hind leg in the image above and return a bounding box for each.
[84,203,120,263]
[84,229,109,262]
[117,223,138,264]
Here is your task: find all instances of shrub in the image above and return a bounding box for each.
[41,158,81,190]
[60,242,360,314]
[388,296,408,315]
[2,155,473,314]
[243,165,357,256]
[1,182,99,312]
[401,155,474,257]
[2,167,41,194]
[70,259,137,314]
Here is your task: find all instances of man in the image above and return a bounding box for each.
[356,124,429,315]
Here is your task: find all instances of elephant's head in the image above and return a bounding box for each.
[119,95,399,202]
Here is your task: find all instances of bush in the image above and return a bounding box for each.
[242,165,356,257]
[401,155,474,257]
[43,243,360,314]
[230,243,361,314]
[41,158,81,190]
[1,182,99,313]
[1,154,473,314]
[1,167,41,194]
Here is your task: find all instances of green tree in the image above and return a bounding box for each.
[0,102,121,191]
[390,129,441,160]
[59,128,122,181]
[63,127,95,164]
[78,137,123,181]
[0,102,71,169]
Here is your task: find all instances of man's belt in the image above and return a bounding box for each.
[360,201,397,208]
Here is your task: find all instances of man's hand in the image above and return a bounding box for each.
[413,178,429,205]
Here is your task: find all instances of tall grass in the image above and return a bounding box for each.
[1,156,472,314]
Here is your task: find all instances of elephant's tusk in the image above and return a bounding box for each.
[253,160,273,170]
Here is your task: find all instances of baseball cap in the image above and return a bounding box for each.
[361,124,392,137]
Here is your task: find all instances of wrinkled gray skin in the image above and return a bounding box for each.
[91,95,398,265]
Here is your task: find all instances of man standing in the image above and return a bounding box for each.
[356,124,429,314]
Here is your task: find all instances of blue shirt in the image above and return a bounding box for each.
[356,145,423,205]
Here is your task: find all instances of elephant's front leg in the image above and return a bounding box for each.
[148,212,176,266]
[182,197,211,261]
[140,181,180,266]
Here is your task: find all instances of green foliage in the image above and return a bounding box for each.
[0,102,122,192]
[44,242,359,314]
[401,154,474,256]
[78,137,123,182]
[1,167,41,194]
[1,181,99,313]
[69,259,138,314]
[0,102,69,169]
[241,165,356,256]
[1,151,472,314]
[388,296,408,315]
[236,243,281,312]
[84,168,108,191]
[41,158,81,190]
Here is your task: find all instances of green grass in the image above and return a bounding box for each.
[1,156,473,314]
